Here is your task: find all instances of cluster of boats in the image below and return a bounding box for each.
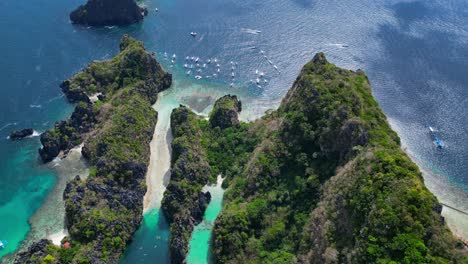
[260,50,279,72]
[250,69,268,88]
[182,56,223,81]
[229,61,237,87]
[159,35,283,89]
[163,52,177,67]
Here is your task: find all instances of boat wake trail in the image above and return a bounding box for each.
[241,28,262,35]
[0,122,18,132]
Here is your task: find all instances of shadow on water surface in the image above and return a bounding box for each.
[367,1,468,239]
[370,1,468,190]
[392,1,430,27]
[291,0,318,9]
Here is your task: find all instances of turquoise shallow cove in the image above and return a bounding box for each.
[1,0,467,262]
[186,177,225,264]
[119,209,170,263]
[0,140,56,260]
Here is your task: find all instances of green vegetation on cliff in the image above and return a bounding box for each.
[212,54,467,263]
[38,35,171,163]
[16,35,172,264]
[162,105,212,263]
[162,95,260,263]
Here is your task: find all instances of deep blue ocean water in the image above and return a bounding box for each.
[1,0,467,262]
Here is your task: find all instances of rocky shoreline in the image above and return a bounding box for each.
[15,35,172,264]
[161,105,213,264]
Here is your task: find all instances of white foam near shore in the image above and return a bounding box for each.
[202,174,225,193]
[29,130,41,137]
[48,229,68,246]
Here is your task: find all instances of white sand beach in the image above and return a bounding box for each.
[143,92,174,212]
[48,229,68,246]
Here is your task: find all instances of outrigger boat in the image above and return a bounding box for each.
[429,126,443,149]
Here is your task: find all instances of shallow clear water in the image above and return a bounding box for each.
[0,140,55,260]
[1,0,467,262]
[187,176,225,264]
[121,71,247,264]
[119,209,171,263]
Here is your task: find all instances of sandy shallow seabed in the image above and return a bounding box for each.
[27,144,88,244]
[1,144,89,264]
[141,75,266,212]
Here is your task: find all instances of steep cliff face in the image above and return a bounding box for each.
[16,36,172,264]
[162,106,212,264]
[212,53,467,263]
[161,94,257,263]
[209,95,242,129]
[39,34,171,163]
[70,0,147,27]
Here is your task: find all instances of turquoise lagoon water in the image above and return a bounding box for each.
[121,72,247,264]
[1,0,468,262]
[186,176,225,264]
[119,210,171,263]
[0,140,56,260]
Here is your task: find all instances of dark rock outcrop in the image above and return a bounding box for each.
[14,239,52,264]
[60,80,90,103]
[209,95,241,129]
[70,0,148,27]
[39,102,96,163]
[167,191,211,264]
[9,128,34,140]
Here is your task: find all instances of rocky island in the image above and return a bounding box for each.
[163,54,466,263]
[162,105,213,263]
[15,35,171,263]
[70,0,148,27]
[13,46,466,263]
[162,95,262,262]
[211,53,466,263]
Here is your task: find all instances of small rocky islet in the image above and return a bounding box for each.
[14,36,467,264]
[70,0,147,27]
[8,128,34,140]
